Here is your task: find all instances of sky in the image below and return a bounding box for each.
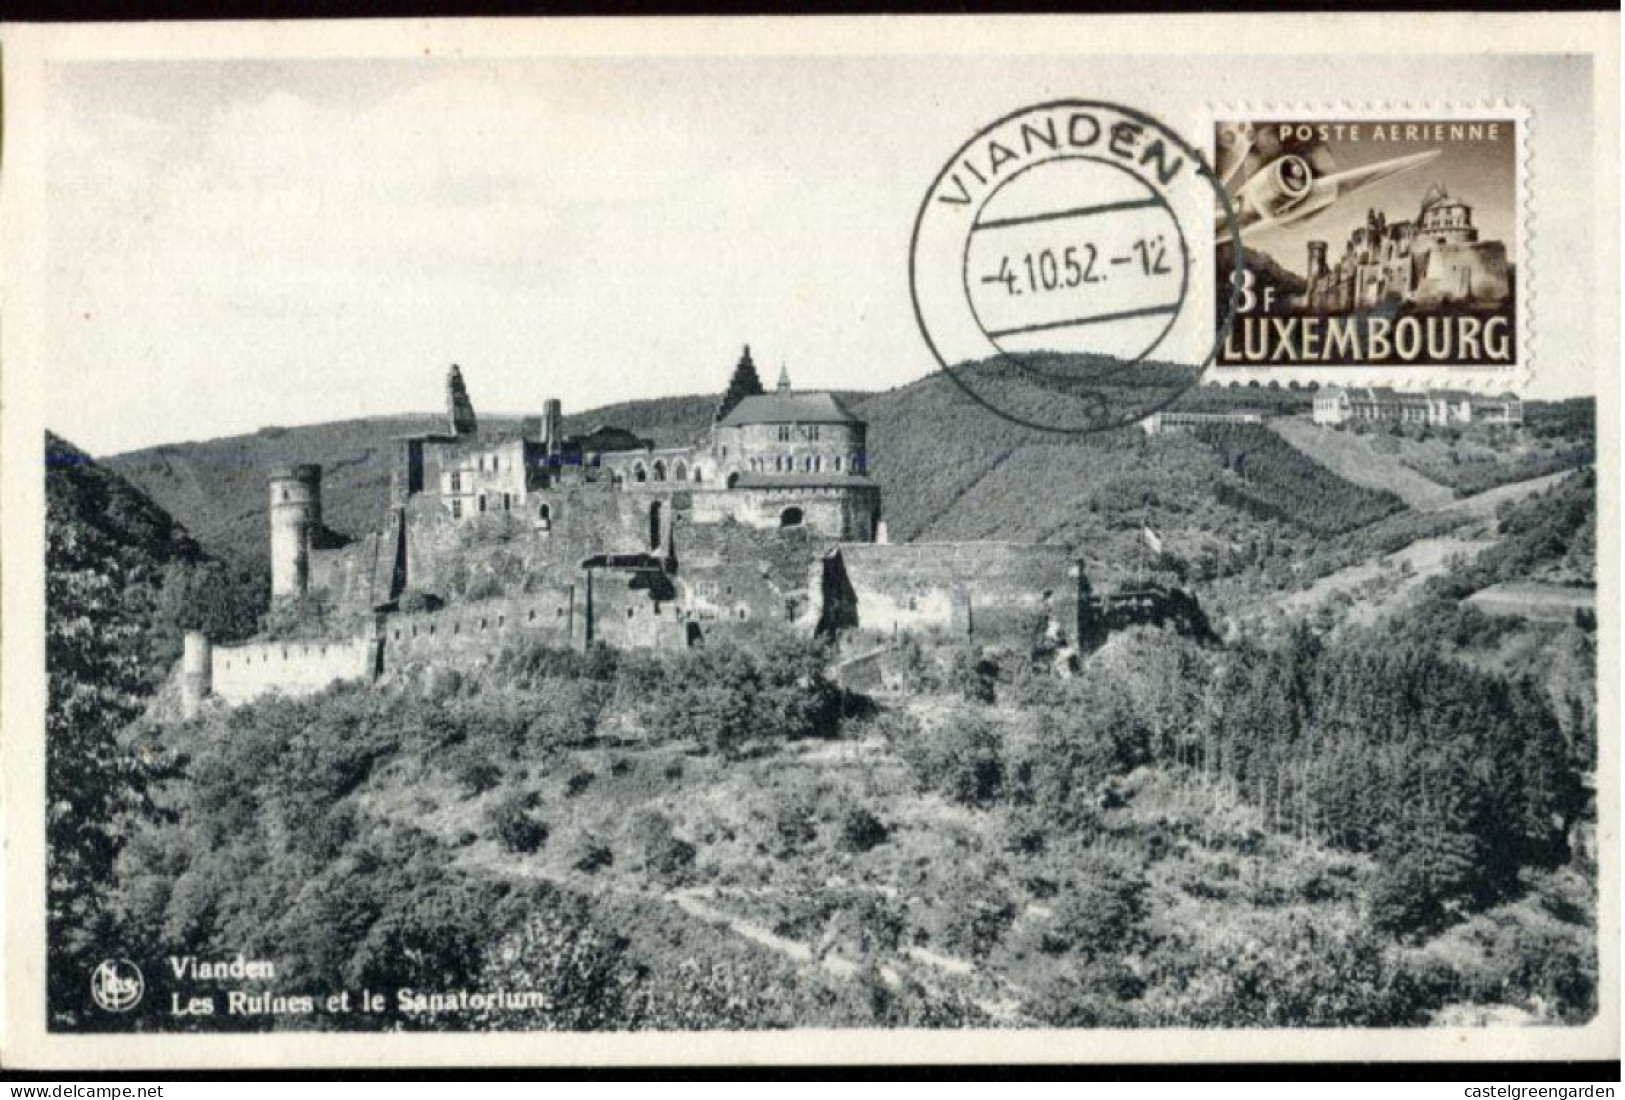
[1236,118,1520,277]
[32,50,1595,455]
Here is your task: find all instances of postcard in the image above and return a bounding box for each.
[1,13,1616,1070]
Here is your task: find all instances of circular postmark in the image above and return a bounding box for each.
[90,958,144,1012]
[911,100,1242,433]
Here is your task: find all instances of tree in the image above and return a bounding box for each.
[714,345,766,423]
[156,559,267,644]
[1040,851,1148,959]
[838,807,890,853]
[45,434,174,1025]
[489,793,548,854]
[899,712,1004,807]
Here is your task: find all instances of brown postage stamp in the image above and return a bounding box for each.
[1213,110,1528,381]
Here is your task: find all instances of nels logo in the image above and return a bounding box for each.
[89,958,144,1012]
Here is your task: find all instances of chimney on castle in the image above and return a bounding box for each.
[446,364,478,438]
[540,398,563,455]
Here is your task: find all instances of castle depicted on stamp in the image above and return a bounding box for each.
[1212,111,1527,379]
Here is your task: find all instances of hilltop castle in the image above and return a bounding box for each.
[182,350,1204,716]
[1303,184,1512,313]
[271,349,881,619]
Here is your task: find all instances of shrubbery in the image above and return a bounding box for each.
[897,713,1003,807]
[659,635,841,757]
[627,810,696,885]
[488,792,548,854]
[838,808,890,853]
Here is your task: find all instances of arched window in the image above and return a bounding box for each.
[673,461,688,481]
[649,500,663,550]
[538,502,552,530]
[653,460,667,482]
[834,456,843,471]
[633,464,647,484]
[727,472,740,489]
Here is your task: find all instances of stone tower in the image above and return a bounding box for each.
[447,364,478,437]
[540,398,563,455]
[269,464,322,599]
[1307,240,1328,280]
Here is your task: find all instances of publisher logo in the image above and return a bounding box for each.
[90,958,144,1012]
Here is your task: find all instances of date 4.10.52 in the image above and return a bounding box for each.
[978,237,1173,296]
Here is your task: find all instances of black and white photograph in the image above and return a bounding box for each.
[1,14,1616,1070]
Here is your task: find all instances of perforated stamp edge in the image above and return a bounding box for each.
[1191,102,1533,396]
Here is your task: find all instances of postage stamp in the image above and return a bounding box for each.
[1210,108,1529,382]
[0,16,1615,1075]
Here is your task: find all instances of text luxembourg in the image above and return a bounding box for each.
[1223,314,1513,363]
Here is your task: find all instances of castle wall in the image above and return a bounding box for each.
[601,447,707,488]
[308,533,386,613]
[584,574,692,649]
[713,420,866,479]
[400,488,687,597]
[1413,241,1510,307]
[381,590,580,664]
[726,486,854,536]
[211,635,377,705]
[433,436,533,519]
[674,520,838,631]
[693,484,877,541]
[830,543,1079,643]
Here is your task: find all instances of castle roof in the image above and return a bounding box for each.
[717,391,862,427]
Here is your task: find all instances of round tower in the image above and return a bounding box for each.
[181,631,212,719]
[269,464,322,599]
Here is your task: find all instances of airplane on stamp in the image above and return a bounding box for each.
[1214,121,1441,241]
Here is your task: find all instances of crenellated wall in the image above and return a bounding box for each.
[210,635,379,705]
[381,589,581,663]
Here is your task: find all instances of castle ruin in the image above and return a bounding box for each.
[179,349,1198,716]
[1303,184,1511,312]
